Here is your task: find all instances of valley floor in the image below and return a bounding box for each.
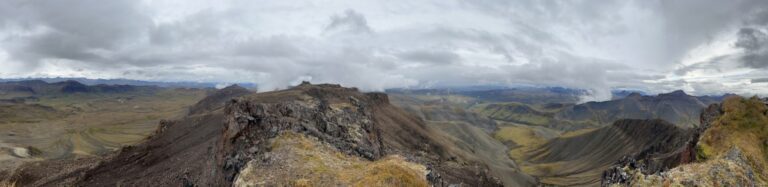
[0,89,207,171]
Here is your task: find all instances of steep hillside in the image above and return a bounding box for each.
[389,94,497,132]
[604,96,768,186]
[472,102,553,126]
[4,82,516,186]
[514,119,697,186]
[427,121,537,186]
[389,93,536,186]
[0,102,64,123]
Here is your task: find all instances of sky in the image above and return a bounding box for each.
[1,0,768,101]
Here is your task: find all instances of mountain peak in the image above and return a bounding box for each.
[220,84,246,91]
[659,90,689,97]
[626,92,643,99]
[188,84,251,115]
[297,81,313,87]
[57,80,89,93]
[293,81,346,90]
[15,80,47,85]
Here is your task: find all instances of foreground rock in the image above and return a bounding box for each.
[3,82,510,186]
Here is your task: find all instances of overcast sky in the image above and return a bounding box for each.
[1,0,768,100]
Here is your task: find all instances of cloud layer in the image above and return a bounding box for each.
[1,0,768,100]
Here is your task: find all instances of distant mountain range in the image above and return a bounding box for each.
[473,90,734,129]
[0,77,257,89]
[554,90,729,128]
[0,80,161,97]
[388,86,584,105]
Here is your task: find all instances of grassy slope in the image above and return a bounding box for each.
[0,104,64,123]
[471,102,553,126]
[698,96,768,182]
[235,132,428,187]
[621,96,768,186]
[493,122,560,149]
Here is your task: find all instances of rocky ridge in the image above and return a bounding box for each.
[3,82,507,186]
[218,82,505,186]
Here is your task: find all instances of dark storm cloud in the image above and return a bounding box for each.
[677,26,768,75]
[325,9,372,34]
[0,1,24,27]
[735,28,767,50]
[735,28,768,68]
[396,50,461,65]
[6,0,150,66]
[668,0,768,85]
[752,78,768,83]
[745,6,768,26]
[652,0,751,61]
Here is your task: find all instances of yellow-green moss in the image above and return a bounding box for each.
[471,103,552,125]
[236,132,429,187]
[698,96,768,182]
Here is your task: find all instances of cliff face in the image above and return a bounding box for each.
[218,83,505,186]
[218,85,387,182]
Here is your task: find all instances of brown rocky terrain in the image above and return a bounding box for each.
[2,82,519,186]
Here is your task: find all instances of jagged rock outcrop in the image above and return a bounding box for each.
[218,83,504,186]
[219,86,385,181]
